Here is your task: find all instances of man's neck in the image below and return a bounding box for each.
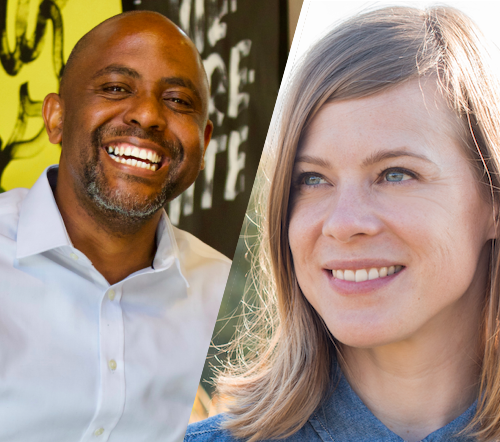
[52,169,161,285]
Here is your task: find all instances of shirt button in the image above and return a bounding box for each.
[108,359,117,371]
[108,289,116,301]
[70,253,79,261]
[93,428,104,436]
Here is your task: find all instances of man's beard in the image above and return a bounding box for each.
[79,124,184,224]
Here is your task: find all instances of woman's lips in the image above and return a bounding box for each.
[324,265,405,295]
[333,265,403,282]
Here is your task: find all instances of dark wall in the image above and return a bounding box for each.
[122,0,287,258]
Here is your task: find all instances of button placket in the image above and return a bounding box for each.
[107,289,116,301]
[79,285,125,442]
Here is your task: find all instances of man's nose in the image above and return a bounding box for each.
[123,93,167,130]
[321,184,384,243]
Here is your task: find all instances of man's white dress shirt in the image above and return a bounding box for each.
[0,167,231,442]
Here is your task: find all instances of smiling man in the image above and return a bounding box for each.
[0,11,230,442]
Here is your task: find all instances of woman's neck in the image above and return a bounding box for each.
[340,304,482,442]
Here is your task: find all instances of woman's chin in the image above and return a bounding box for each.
[329,320,411,350]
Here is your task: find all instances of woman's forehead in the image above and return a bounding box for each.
[297,79,466,161]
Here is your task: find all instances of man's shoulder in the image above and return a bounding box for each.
[184,414,237,442]
[0,187,28,212]
[0,187,29,239]
[172,225,231,267]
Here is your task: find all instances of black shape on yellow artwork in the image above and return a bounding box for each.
[0,0,121,191]
[0,0,65,191]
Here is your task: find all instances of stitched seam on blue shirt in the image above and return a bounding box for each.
[311,413,335,442]
[185,428,221,437]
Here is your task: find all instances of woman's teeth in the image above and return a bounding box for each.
[106,145,161,171]
[332,265,403,282]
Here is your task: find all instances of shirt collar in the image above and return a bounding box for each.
[152,210,189,287]
[16,166,72,259]
[16,166,188,286]
[309,363,477,441]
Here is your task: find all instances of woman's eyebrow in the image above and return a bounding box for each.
[294,155,332,168]
[362,149,437,167]
[295,151,437,169]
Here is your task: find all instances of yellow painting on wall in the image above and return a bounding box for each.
[0,0,122,190]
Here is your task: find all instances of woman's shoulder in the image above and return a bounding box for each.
[184,414,237,441]
[184,414,321,442]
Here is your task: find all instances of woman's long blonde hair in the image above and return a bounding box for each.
[217,6,500,441]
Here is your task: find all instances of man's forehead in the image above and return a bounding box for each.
[91,14,192,54]
[86,30,205,85]
[70,11,198,72]
[81,18,201,76]
[98,11,183,37]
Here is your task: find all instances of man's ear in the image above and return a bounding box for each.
[200,119,214,171]
[43,93,64,145]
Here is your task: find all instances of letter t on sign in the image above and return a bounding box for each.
[227,39,252,118]
[224,126,247,201]
[202,135,228,209]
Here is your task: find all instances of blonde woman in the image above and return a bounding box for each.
[185,6,500,442]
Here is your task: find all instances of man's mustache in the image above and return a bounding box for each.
[93,124,184,162]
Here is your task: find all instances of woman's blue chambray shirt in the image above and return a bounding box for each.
[184,368,477,442]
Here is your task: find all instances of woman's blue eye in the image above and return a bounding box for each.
[385,170,411,182]
[303,175,325,185]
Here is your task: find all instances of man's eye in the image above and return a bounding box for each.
[104,86,128,93]
[166,97,190,106]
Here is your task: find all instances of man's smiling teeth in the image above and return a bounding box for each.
[106,145,160,171]
[332,265,403,282]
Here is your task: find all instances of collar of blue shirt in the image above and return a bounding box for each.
[308,364,477,442]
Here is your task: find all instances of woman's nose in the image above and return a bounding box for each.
[321,185,384,243]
